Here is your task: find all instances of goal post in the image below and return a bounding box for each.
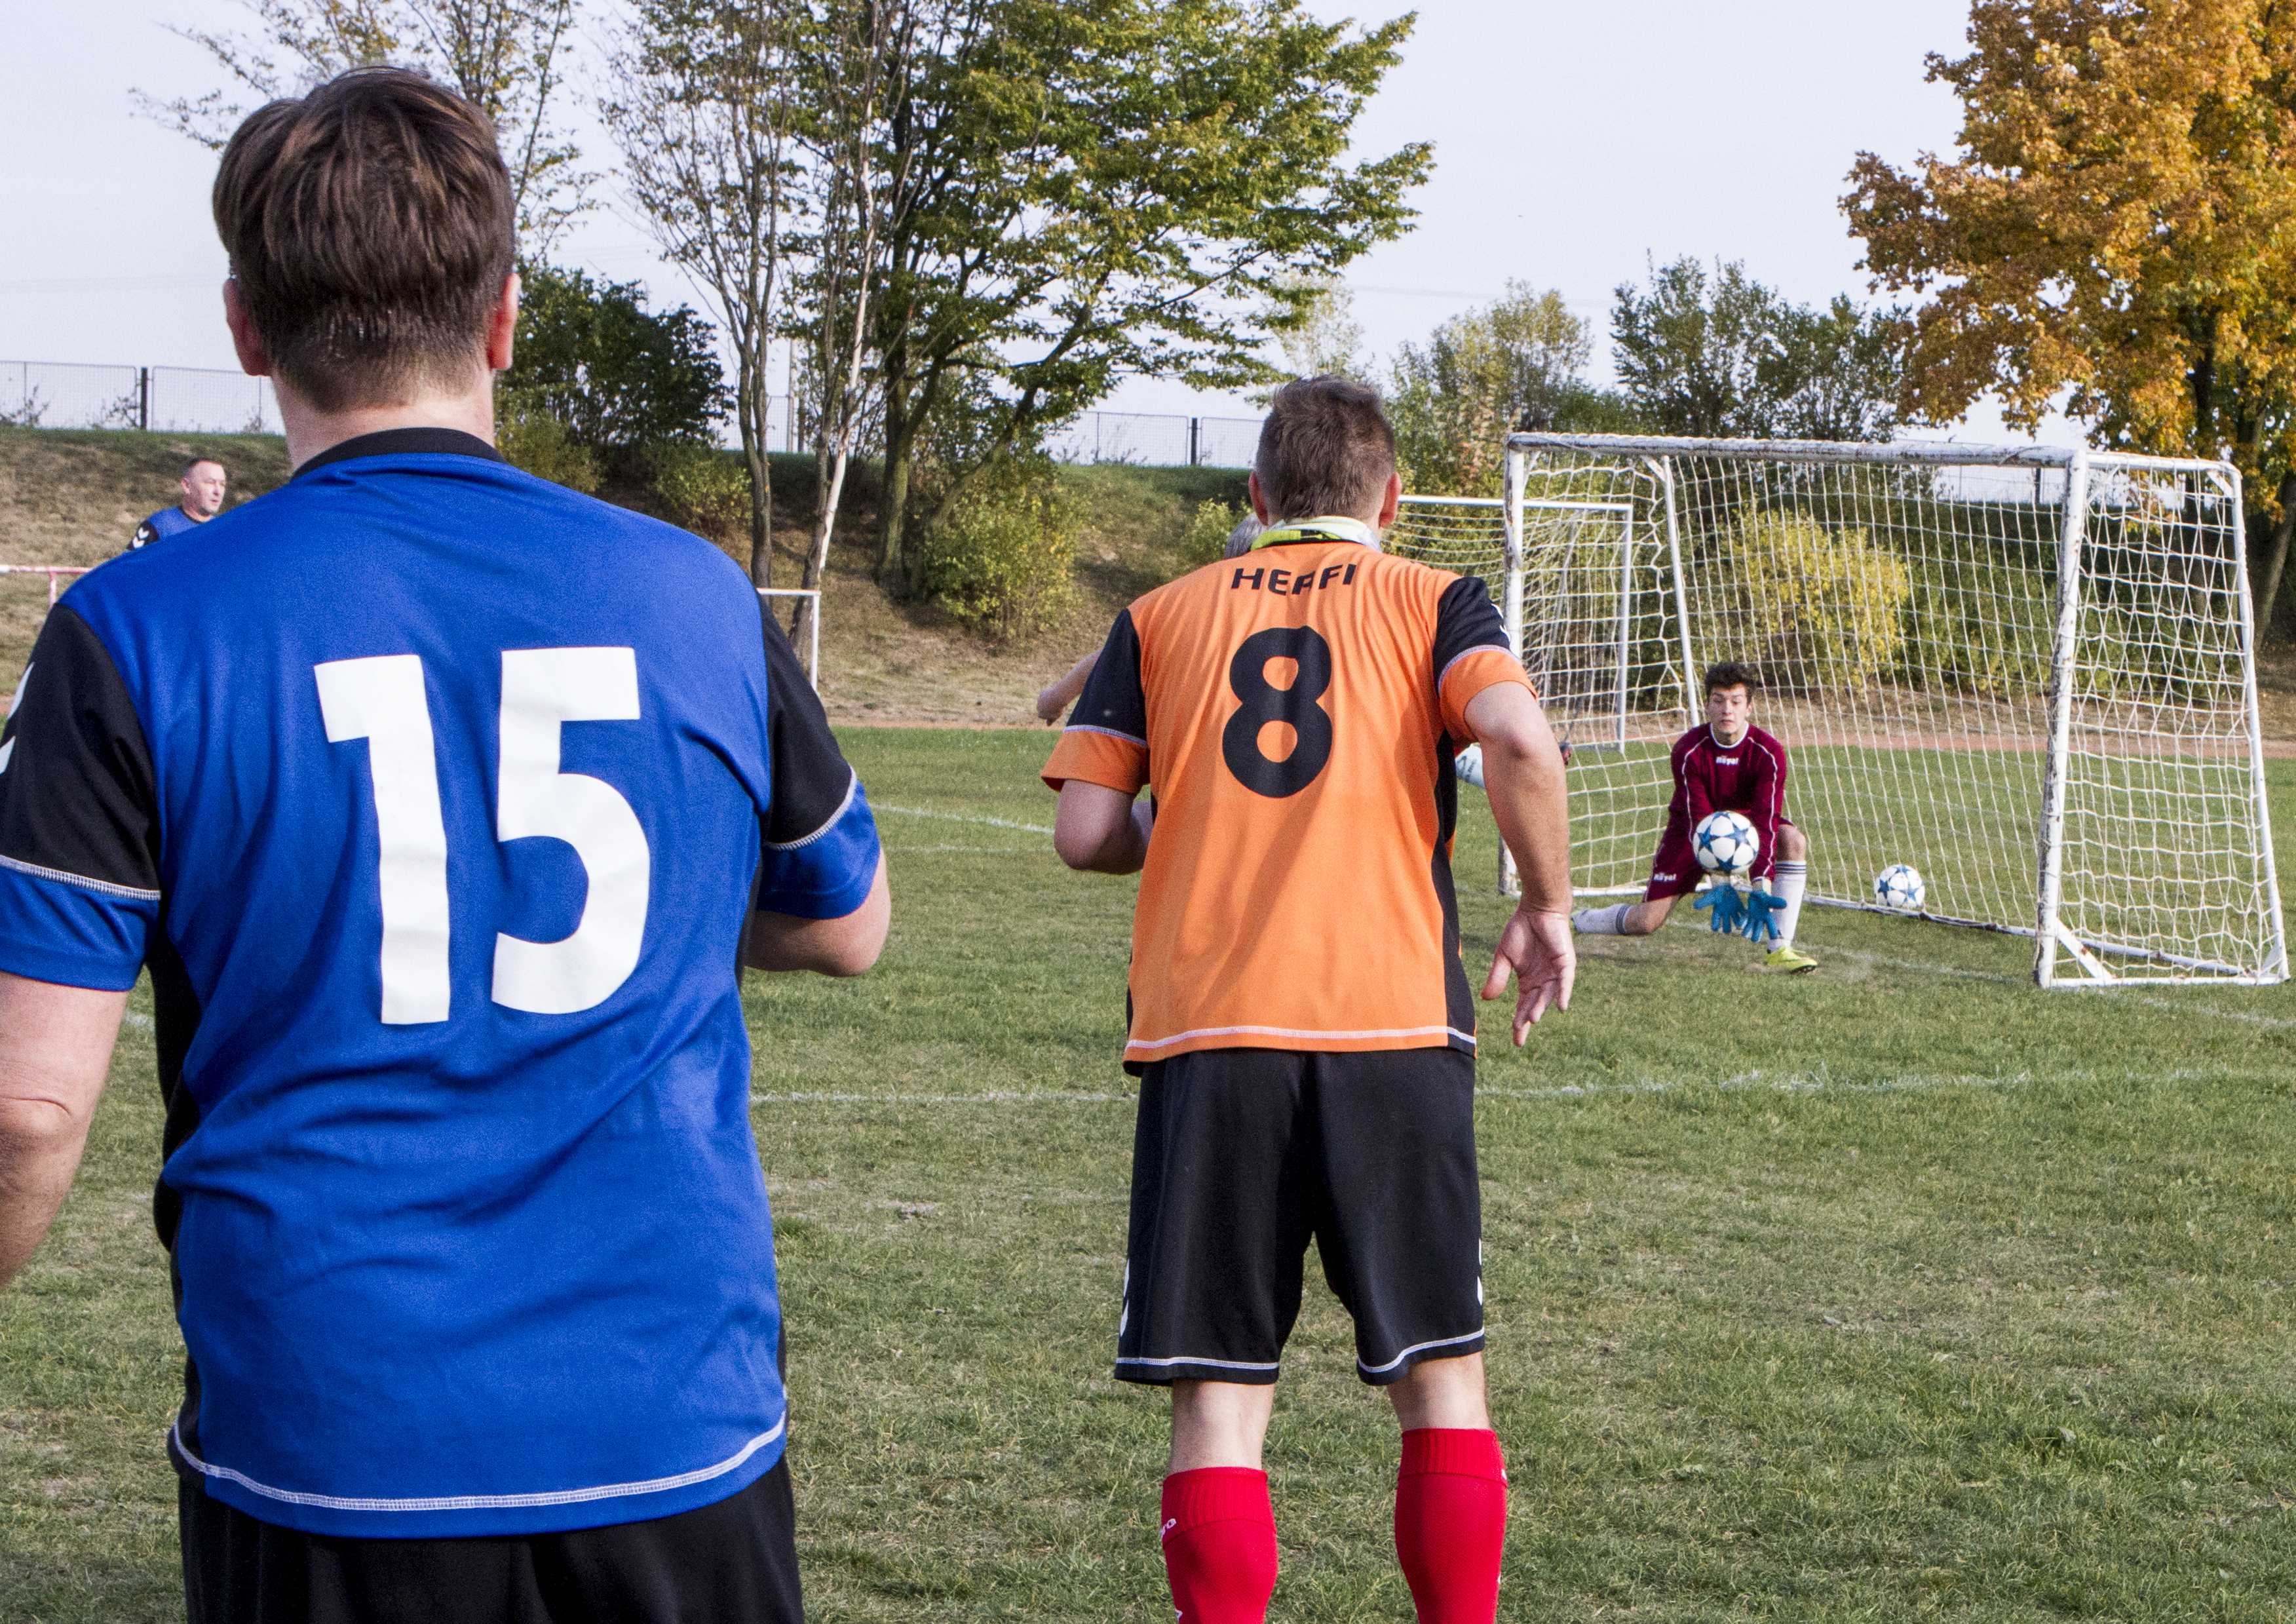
[1476,432,2286,987]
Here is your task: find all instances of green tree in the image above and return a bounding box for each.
[1611,258,1907,442]
[1843,0,2296,631]
[1388,282,1592,495]
[606,0,808,585]
[501,264,728,455]
[866,0,1430,589]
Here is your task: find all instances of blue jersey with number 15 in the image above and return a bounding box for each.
[0,430,880,1539]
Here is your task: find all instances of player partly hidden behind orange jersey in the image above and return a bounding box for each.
[1043,376,1576,1624]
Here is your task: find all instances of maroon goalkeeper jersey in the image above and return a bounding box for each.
[1663,723,1789,882]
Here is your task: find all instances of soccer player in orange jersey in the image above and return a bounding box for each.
[1043,377,1575,1624]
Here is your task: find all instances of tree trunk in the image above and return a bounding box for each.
[877,381,916,589]
[740,355,775,590]
[2255,472,2296,644]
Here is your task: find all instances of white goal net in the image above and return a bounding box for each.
[1392,439,2287,987]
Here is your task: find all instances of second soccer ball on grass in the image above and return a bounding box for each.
[1692,811,1759,878]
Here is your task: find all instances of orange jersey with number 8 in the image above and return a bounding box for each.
[1043,533,1533,1070]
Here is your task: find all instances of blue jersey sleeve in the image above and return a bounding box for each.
[752,602,879,919]
[0,604,161,988]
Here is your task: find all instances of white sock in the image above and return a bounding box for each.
[1573,903,1631,936]
[1773,862,1808,948]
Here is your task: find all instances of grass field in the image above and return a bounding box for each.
[5,727,2295,1621]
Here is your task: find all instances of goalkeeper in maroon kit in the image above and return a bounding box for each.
[1572,661,1817,972]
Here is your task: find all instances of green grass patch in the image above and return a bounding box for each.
[4,734,2294,1621]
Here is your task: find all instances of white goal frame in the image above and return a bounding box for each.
[1396,438,2286,988]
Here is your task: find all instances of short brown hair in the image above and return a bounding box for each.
[1253,376,1397,522]
[213,68,514,412]
[1703,661,1762,697]
[181,456,224,478]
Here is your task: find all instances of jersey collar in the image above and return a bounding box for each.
[1707,722,1750,749]
[294,427,507,480]
[1250,515,1382,552]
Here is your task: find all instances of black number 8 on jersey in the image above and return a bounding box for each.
[1221,626,1334,797]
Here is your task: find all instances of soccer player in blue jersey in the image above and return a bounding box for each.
[0,69,885,1624]
[131,455,229,549]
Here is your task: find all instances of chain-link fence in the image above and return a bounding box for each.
[5,358,1263,470]
[1,360,283,435]
[1045,410,1261,469]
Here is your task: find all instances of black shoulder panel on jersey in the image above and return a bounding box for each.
[132,522,156,551]
[1071,609,1148,744]
[1431,575,1508,685]
[0,605,161,895]
[757,596,856,846]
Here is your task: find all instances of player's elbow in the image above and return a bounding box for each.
[0,1093,86,1160]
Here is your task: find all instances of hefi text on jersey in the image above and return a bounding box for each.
[1231,560,1360,596]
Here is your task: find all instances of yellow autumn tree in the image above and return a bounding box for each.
[1843,0,2296,629]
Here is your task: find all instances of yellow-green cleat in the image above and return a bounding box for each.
[1764,945,1818,973]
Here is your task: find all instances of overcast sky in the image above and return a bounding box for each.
[4,2,2049,438]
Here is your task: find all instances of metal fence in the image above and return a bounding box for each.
[1,360,284,436]
[5,358,1264,470]
[1045,410,1261,469]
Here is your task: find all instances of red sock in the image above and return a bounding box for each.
[1394,1429,1508,1623]
[1160,1467,1278,1624]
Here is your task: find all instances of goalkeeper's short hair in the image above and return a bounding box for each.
[1223,516,1265,558]
[1702,660,1762,697]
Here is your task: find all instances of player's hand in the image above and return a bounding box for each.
[1481,906,1575,1045]
[1035,687,1065,724]
[1740,889,1786,942]
[1693,885,1746,935]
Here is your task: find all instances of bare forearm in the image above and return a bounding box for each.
[0,975,125,1288]
[1468,693,1573,915]
[1486,745,1571,913]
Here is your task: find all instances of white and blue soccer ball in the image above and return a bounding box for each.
[1875,863,1926,912]
[1453,744,1485,788]
[1693,811,1759,877]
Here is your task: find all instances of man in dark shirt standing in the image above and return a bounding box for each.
[132,456,228,549]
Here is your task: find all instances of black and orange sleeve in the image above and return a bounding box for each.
[1432,575,1534,741]
[1043,608,1149,794]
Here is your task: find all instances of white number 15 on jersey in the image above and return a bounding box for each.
[316,647,651,1024]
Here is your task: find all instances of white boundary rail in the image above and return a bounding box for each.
[759,589,822,690]
[0,564,92,607]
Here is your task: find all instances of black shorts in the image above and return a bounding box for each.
[1116,1046,1484,1387]
[180,1457,802,1624]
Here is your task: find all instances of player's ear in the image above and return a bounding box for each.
[221,279,273,379]
[485,272,520,374]
[1247,473,1272,526]
[1376,471,1402,530]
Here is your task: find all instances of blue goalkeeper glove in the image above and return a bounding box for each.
[1693,884,1746,935]
[1740,889,1788,942]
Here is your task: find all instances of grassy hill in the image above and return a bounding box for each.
[0,425,1247,724]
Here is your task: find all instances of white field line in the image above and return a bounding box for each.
[878,805,1053,836]
[754,1089,1127,1106]
[1828,947,2296,1032]
[883,843,1041,855]
[750,1064,2245,1112]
